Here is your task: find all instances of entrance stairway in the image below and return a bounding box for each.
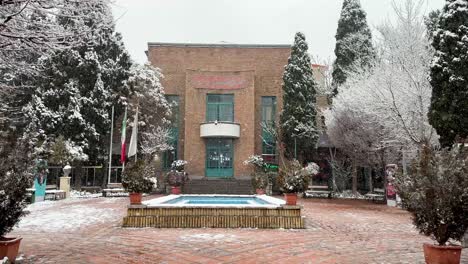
[184,179,253,194]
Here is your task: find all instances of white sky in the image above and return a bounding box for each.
[112,0,445,64]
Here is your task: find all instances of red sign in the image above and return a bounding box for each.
[192,75,247,90]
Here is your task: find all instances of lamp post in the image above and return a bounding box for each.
[293,127,299,160]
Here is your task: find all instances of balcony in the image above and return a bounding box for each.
[200,122,240,138]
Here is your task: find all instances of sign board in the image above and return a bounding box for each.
[192,75,247,90]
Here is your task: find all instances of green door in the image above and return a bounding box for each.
[206,139,234,178]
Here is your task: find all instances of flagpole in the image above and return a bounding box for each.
[107,105,114,184]
[135,106,138,162]
[122,106,127,173]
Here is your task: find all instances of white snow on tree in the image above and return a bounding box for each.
[21,0,132,162]
[332,0,375,96]
[325,0,438,165]
[126,63,172,158]
[280,32,319,160]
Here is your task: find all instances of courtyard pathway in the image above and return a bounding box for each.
[8,195,468,264]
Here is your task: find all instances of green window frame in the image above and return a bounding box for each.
[163,95,179,170]
[261,96,277,165]
[206,94,234,122]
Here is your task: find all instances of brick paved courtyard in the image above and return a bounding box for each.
[8,195,468,264]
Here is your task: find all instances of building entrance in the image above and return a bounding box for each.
[205,138,233,178]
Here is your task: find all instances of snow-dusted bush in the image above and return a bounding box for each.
[278,160,319,193]
[0,145,32,237]
[171,160,187,172]
[165,160,189,187]
[395,146,468,245]
[121,161,154,194]
[243,155,265,170]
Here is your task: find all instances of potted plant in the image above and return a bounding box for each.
[122,160,154,204]
[278,160,319,205]
[395,146,468,264]
[0,147,32,263]
[165,160,189,194]
[244,155,270,194]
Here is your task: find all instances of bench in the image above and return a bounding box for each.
[365,188,385,203]
[304,185,333,199]
[102,183,127,197]
[26,188,35,203]
[45,189,66,200]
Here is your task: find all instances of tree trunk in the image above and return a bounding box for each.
[74,161,83,191]
[366,167,373,192]
[352,162,358,195]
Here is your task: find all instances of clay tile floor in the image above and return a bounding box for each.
[9,195,468,264]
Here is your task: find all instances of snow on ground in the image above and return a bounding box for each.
[18,198,122,232]
[70,190,102,198]
[179,233,241,244]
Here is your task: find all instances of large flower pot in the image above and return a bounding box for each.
[129,193,142,205]
[171,186,181,195]
[256,189,266,195]
[423,243,462,264]
[284,193,298,205]
[0,237,22,263]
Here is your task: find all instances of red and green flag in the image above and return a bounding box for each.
[120,107,127,164]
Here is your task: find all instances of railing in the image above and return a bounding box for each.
[47,166,124,188]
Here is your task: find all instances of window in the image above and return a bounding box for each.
[261,96,277,164]
[206,94,234,122]
[163,95,179,170]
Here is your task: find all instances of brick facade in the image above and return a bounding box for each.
[147,43,326,179]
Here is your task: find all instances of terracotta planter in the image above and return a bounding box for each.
[171,186,181,195]
[129,193,142,205]
[284,193,298,205]
[0,237,22,263]
[256,189,266,195]
[423,243,462,264]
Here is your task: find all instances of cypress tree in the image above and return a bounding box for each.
[280,32,319,160]
[429,0,468,147]
[332,0,375,95]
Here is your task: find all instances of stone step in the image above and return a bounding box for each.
[184,179,253,195]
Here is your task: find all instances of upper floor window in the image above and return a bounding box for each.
[206,94,234,122]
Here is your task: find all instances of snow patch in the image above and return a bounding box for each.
[179,233,240,243]
[18,204,120,232]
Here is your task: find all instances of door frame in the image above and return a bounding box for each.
[205,138,234,178]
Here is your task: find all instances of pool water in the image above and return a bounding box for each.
[163,195,270,205]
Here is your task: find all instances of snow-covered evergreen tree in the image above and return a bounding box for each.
[23,1,132,162]
[332,0,375,96]
[280,32,319,160]
[429,0,468,147]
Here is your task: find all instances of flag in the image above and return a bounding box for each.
[128,108,138,158]
[120,107,127,164]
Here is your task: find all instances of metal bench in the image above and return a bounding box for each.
[304,185,333,198]
[365,188,385,203]
[45,189,66,200]
[102,183,127,197]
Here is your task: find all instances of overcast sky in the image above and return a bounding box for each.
[112,0,445,64]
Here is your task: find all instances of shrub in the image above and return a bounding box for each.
[122,160,154,194]
[165,160,189,187]
[278,160,319,193]
[0,145,33,238]
[395,146,468,245]
[165,171,189,187]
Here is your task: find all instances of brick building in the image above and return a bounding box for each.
[146,42,326,182]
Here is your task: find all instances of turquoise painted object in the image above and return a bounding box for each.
[33,159,48,201]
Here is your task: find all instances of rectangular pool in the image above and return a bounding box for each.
[123,194,304,229]
[143,194,284,208]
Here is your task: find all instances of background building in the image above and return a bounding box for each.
[146,42,328,184]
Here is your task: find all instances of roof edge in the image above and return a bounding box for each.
[147,42,291,49]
